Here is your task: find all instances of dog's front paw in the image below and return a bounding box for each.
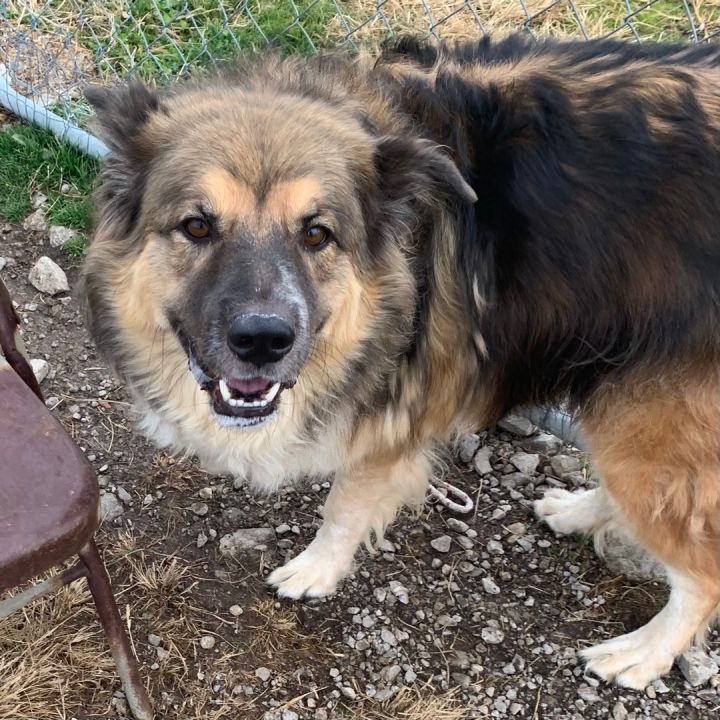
[267,539,354,599]
[581,630,675,690]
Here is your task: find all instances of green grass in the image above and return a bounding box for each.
[75,0,339,82]
[0,124,98,236]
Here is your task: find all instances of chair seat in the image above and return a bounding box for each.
[0,358,99,591]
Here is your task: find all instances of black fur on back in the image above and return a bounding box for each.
[379,35,720,415]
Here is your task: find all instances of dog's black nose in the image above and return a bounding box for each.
[228,314,295,365]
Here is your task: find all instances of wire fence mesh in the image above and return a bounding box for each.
[1,2,719,154]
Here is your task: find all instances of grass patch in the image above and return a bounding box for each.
[0,124,97,230]
[65,0,341,82]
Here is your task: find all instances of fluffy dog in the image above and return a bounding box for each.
[82,34,720,689]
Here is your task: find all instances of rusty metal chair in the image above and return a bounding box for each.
[0,277,153,720]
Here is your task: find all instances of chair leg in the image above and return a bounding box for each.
[79,540,154,720]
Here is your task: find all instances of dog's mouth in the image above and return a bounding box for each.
[185,348,294,429]
[211,377,284,419]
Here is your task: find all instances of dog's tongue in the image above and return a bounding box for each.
[227,377,272,394]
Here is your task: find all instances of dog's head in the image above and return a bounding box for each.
[83,58,475,432]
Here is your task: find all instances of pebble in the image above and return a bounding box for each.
[551,454,581,476]
[147,634,162,647]
[255,667,272,682]
[486,539,504,555]
[612,701,628,720]
[388,580,409,604]
[30,358,49,383]
[459,433,480,462]
[116,486,132,505]
[196,532,208,548]
[191,502,209,516]
[219,528,275,559]
[509,452,540,474]
[199,635,216,650]
[23,207,48,233]
[98,493,124,522]
[506,522,527,536]
[340,686,356,700]
[28,256,69,295]
[499,412,535,436]
[481,627,505,644]
[678,649,719,686]
[229,605,243,617]
[447,518,469,533]
[524,432,563,454]
[482,576,501,595]
[473,446,493,475]
[430,535,452,553]
[275,523,291,534]
[48,225,78,248]
[0,257,5,272]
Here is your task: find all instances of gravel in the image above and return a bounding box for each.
[430,535,452,553]
[678,650,719,687]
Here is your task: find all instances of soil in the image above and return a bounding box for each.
[1,220,718,720]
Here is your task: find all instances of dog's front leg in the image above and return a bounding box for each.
[267,453,429,599]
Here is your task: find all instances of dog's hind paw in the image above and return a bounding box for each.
[580,630,675,690]
[267,540,354,600]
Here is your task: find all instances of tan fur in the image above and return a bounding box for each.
[583,366,720,582]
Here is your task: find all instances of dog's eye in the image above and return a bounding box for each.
[182,217,211,241]
[304,225,331,249]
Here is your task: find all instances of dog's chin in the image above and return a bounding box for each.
[187,353,294,431]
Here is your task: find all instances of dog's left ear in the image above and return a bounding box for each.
[375,135,477,206]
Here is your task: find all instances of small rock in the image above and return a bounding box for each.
[447,518,469,533]
[116,486,132,505]
[550,454,581,476]
[28,256,69,295]
[0,258,6,272]
[32,192,48,209]
[23,207,48,233]
[48,225,78,248]
[577,685,600,703]
[198,487,213,499]
[499,412,535,437]
[29,358,49,383]
[196,531,208,548]
[255,667,272,682]
[219,528,275,560]
[486,539,504,555]
[199,635,216,650]
[602,530,665,582]
[147,634,162,647]
[524,432,563,454]
[229,605,243,617]
[481,627,505,644]
[458,433,480,463]
[678,649,719,687]
[482,577,501,595]
[431,535,452,553]
[473,446,493,475]
[509,452,540,475]
[506,522,526,536]
[388,580,409,604]
[340,686,356,700]
[383,664,402,682]
[191,502,208,516]
[98,493,124,523]
[275,523,291,534]
[612,701,628,720]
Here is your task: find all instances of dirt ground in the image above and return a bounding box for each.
[1,222,719,719]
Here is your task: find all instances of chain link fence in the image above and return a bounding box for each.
[1,1,719,156]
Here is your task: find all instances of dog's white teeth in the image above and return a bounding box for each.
[218,378,232,402]
[263,382,281,402]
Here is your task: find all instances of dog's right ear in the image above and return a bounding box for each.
[84,82,161,231]
[85,82,160,159]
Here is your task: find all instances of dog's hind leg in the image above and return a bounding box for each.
[267,452,430,599]
[577,372,720,689]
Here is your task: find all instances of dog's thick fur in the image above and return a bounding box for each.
[82,35,720,689]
